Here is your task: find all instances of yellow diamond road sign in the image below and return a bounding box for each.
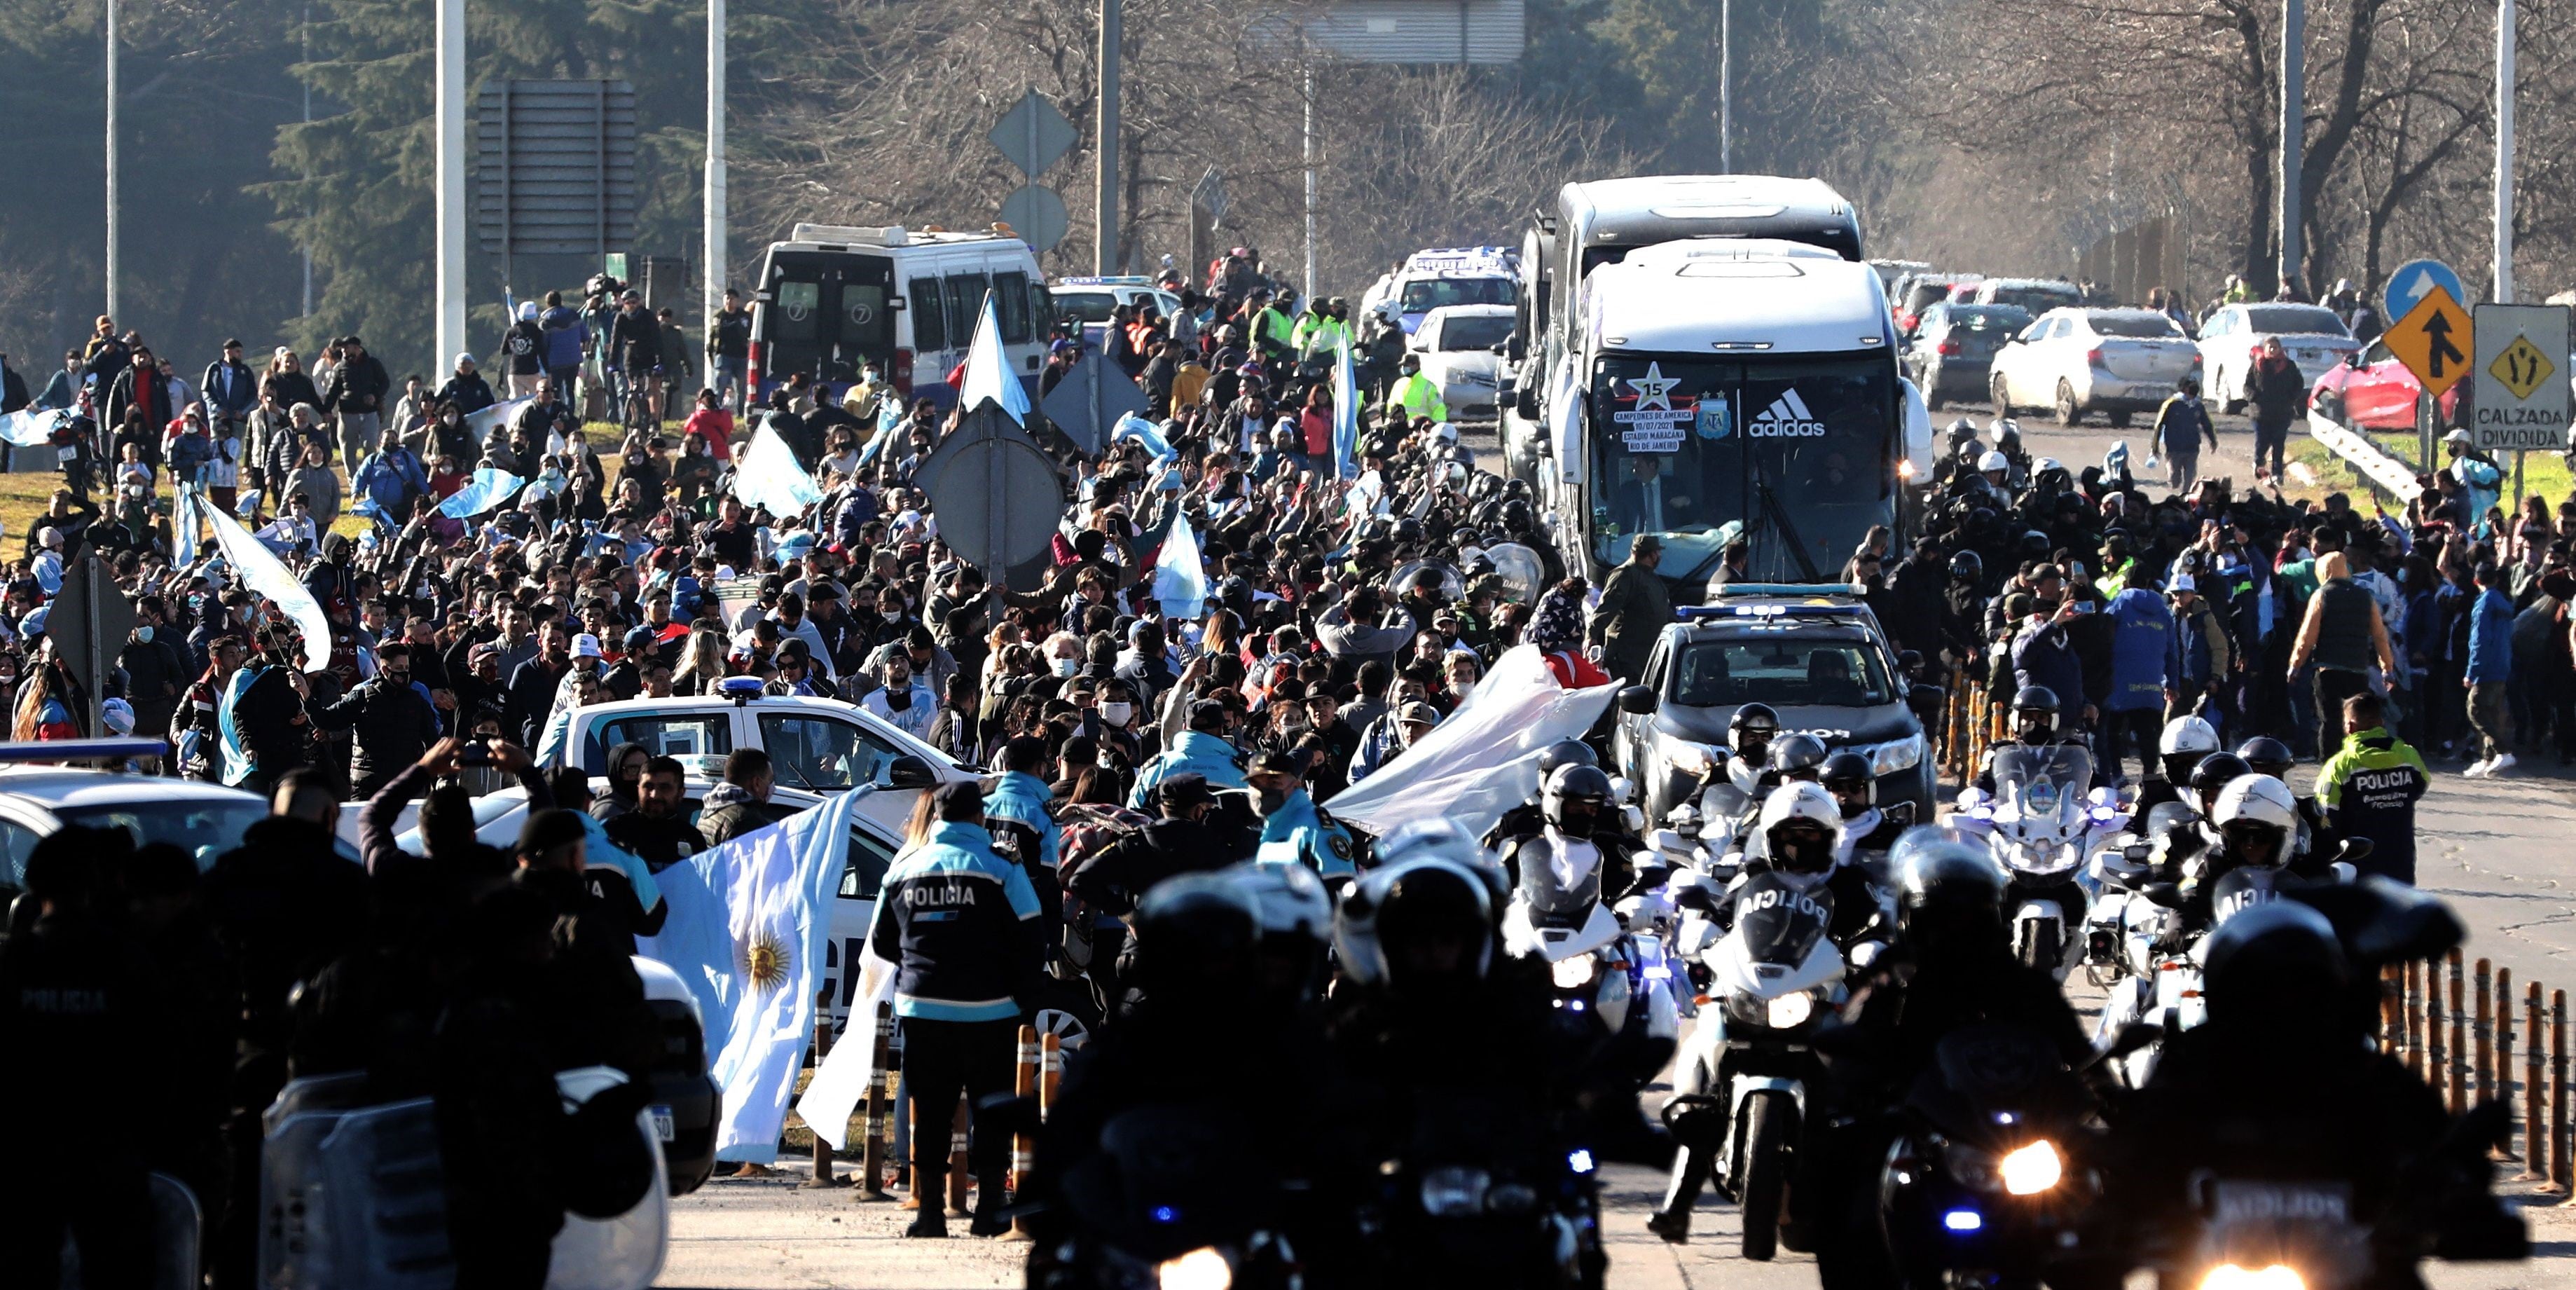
[2490,334,2554,401]
[2385,286,2472,399]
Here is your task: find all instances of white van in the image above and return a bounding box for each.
[746,223,1051,411]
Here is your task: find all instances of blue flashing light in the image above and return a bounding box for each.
[1567,1149,1597,1175]
[1943,1209,1983,1233]
[1150,1205,1179,1224]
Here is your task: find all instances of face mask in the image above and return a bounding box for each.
[1053,657,1082,678]
[1256,786,1288,815]
[883,609,904,622]
[1099,701,1133,727]
[135,626,153,643]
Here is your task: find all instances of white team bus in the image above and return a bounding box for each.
[1503,175,1866,482]
[1538,237,1930,593]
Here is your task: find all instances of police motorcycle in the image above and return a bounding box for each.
[1650,784,1889,1258]
[1499,766,1669,1035]
[1332,843,1613,1290]
[2107,893,2528,1290]
[1953,743,2128,980]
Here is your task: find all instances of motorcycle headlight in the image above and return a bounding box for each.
[1159,1248,1233,1290]
[2200,1266,2304,1290]
[1998,1139,2062,1195]
[1419,1165,1494,1217]
[1552,956,1598,989]
[1868,733,1926,775]
[1766,992,1814,1029]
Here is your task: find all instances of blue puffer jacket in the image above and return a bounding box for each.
[2011,619,2085,711]
[982,769,1060,873]
[2102,586,2173,713]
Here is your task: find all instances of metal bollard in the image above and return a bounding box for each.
[2405,959,2425,1077]
[2474,959,2493,1109]
[1040,1031,1064,1117]
[2380,963,2402,1057]
[948,1097,971,1214]
[2530,983,2550,1182]
[2553,989,2569,1193]
[861,1002,893,1198]
[2448,949,2468,1116]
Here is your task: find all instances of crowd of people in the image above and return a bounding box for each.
[0,244,2544,1288]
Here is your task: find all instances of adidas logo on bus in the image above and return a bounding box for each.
[1748,389,1827,437]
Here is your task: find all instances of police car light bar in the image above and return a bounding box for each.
[0,738,171,764]
[1702,583,1861,600]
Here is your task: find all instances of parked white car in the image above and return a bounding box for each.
[1990,308,2202,428]
[2194,302,2361,414]
[1410,304,1516,421]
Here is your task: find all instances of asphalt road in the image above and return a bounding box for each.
[651,417,2576,1288]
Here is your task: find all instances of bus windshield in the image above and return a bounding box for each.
[1587,353,1895,589]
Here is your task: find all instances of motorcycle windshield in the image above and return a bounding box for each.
[1732,873,1833,968]
[1992,746,2094,822]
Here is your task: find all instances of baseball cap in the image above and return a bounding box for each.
[454,352,476,367]
[518,807,588,858]
[1157,771,1215,808]
[1397,701,1440,726]
[1246,751,1303,778]
[571,633,605,659]
[2169,573,2198,593]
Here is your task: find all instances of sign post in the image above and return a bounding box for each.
[2472,303,2572,502]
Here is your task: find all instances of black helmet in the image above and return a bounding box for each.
[2236,736,2296,779]
[1130,874,1262,1003]
[1337,858,1496,989]
[2189,751,2252,802]
[2018,530,2051,559]
[1892,826,2006,958]
[1948,550,1983,582]
[1770,733,1828,779]
[1821,751,1875,816]
[2202,900,2349,1028]
[1537,739,1599,778]
[1499,498,1533,530]
[1729,704,1780,762]
[2011,685,2060,741]
[1542,764,1613,835]
[1945,418,1978,447]
[1392,516,1425,546]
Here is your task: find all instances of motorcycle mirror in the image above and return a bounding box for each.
[2123,843,2151,863]
[1616,685,1658,715]
[2141,881,2187,909]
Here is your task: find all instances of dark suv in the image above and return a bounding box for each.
[1903,303,2032,410]
[1611,589,1938,824]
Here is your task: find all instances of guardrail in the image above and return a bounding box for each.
[2307,414,2427,503]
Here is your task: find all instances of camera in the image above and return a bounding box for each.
[460,741,493,768]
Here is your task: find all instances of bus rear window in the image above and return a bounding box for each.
[772,281,821,343]
[996,271,1033,343]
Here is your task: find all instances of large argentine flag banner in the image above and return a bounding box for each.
[641,786,870,1161]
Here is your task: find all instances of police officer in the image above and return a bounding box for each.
[1483,739,1596,848]
[984,735,1066,921]
[1722,702,1782,797]
[1973,685,2094,792]
[1497,763,1638,907]
[2132,713,2220,814]
[1822,751,1906,870]
[1248,749,1358,877]
[1129,699,1250,808]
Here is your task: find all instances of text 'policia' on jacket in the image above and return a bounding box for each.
[870,820,1043,1022]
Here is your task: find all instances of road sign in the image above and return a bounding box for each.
[1190,166,1229,226]
[2472,303,2572,454]
[1038,350,1148,455]
[999,184,1069,253]
[2383,287,2474,400]
[990,90,1077,179]
[2384,259,2467,324]
[916,406,1066,591]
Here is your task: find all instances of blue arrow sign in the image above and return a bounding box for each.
[2385,259,2467,320]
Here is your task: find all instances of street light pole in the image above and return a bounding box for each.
[2495,0,2516,303]
[1719,0,1732,174]
[104,0,119,322]
[1094,0,1120,276]
[2277,0,2304,296]
[705,0,726,325]
[1303,65,1318,298]
[434,0,466,369]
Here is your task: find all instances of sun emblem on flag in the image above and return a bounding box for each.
[741,930,792,994]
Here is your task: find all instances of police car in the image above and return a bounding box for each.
[1361,247,1520,336]
[1609,586,1939,823]
[0,739,366,894]
[1050,275,1184,325]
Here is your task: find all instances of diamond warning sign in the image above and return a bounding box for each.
[2490,334,2555,402]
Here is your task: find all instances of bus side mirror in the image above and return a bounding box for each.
[1516,384,1541,422]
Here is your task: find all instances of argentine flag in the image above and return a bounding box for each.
[201,495,333,673]
[958,290,1032,425]
[639,785,871,1162]
[1155,511,1207,622]
[0,406,64,447]
[439,467,527,519]
[1111,412,1175,460]
[1332,338,1360,479]
[857,394,905,467]
[464,395,531,441]
[731,419,823,519]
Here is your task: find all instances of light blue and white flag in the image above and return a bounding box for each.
[1112,412,1175,460]
[1154,510,1207,622]
[857,394,905,467]
[640,786,869,1162]
[0,406,65,447]
[1332,338,1360,479]
[171,482,200,565]
[464,395,530,441]
[731,418,823,518]
[437,467,527,519]
[958,291,1031,425]
[201,497,331,672]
